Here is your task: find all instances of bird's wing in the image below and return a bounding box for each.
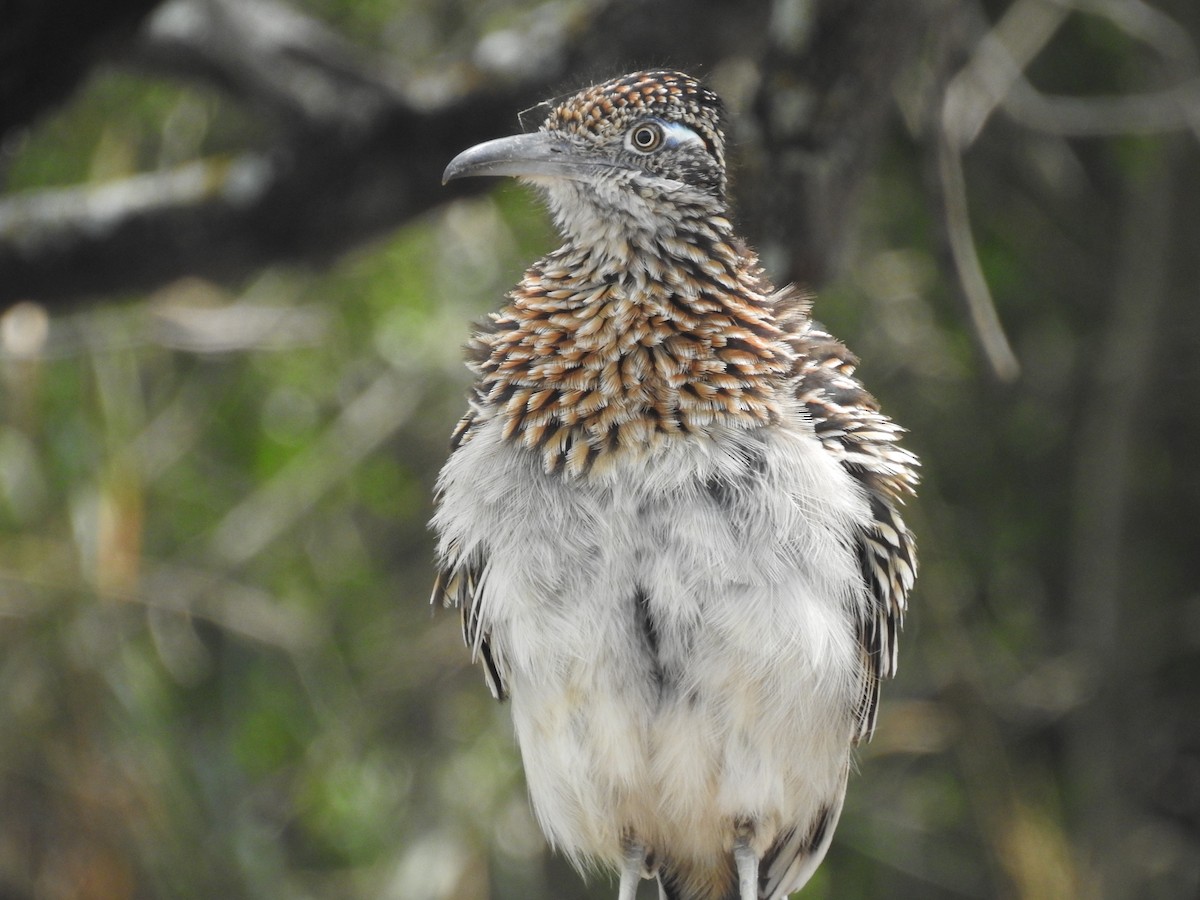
[784,304,919,743]
[850,493,917,740]
[431,551,508,701]
[430,409,509,702]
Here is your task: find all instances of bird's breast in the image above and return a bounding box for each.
[433,413,872,866]
[477,279,795,476]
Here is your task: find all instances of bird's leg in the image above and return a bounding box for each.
[618,837,644,900]
[733,835,760,900]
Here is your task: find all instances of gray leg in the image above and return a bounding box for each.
[618,839,643,900]
[734,839,759,900]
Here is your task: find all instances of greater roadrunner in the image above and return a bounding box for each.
[432,70,918,900]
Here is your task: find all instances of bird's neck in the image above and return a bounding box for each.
[544,179,730,272]
[471,216,800,476]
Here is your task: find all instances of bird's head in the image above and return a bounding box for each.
[443,70,728,256]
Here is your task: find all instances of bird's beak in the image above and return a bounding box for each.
[442,132,610,184]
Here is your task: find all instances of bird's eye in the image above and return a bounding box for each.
[627,123,664,153]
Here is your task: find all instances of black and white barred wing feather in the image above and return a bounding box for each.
[431,410,510,702]
[431,550,508,702]
[788,309,919,743]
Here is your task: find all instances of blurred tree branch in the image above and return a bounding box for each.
[0,0,530,309]
[931,0,1200,381]
[0,0,947,312]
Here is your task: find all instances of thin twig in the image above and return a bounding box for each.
[934,124,1021,382]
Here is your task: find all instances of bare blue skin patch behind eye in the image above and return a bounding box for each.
[660,121,705,150]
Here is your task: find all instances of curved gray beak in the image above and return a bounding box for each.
[442,132,613,184]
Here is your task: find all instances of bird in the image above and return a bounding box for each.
[431,70,918,900]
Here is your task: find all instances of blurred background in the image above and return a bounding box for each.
[1,0,1198,897]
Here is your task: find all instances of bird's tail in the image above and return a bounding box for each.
[758,788,847,899]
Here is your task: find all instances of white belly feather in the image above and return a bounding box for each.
[432,411,871,872]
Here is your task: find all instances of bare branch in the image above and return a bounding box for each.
[0,0,582,310]
[0,0,525,312]
[942,0,1070,149]
[998,0,1200,141]
[927,0,1028,382]
[934,126,1021,383]
[947,0,1200,144]
[929,0,1200,383]
[130,0,398,132]
[1002,76,1200,139]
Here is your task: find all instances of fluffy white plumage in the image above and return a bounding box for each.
[433,410,870,897]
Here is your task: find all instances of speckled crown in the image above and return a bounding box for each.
[542,70,726,174]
